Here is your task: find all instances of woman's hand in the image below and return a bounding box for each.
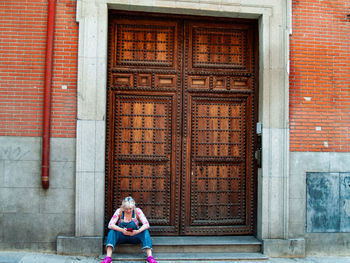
[124,229,140,236]
[121,228,140,236]
[121,228,132,235]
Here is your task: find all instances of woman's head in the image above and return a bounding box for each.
[121,196,136,211]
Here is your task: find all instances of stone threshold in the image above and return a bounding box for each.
[108,252,268,261]
[151,236,262,246]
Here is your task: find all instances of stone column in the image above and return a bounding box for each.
[57,0,107,255]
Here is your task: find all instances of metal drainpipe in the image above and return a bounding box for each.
[42,0,56,189]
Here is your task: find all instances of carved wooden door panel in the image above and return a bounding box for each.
[106,17,182,235]
[106,14,257,236]
[181,21,257,235]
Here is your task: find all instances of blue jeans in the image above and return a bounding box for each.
[106,229,153,250]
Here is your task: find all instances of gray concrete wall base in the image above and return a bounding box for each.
[0,241,56,252]
[0,136,76,252]
[290,152,350,256]
[305,233,350,256]
[57,236,103,256]
[263,238,306,258]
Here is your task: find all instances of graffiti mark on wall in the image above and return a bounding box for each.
[0,146,30,161]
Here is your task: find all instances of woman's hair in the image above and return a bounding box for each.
[121,196,136,210]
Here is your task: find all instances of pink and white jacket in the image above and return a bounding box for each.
[108,207,150,229]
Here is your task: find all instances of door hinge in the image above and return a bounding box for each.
[255,149,262,168]
[256,122,262,135]
[255,122,262,168]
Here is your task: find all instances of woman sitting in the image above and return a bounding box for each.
[101,196,158,263]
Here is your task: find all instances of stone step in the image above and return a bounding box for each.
[108,252,268,262]
[114,236,262,254]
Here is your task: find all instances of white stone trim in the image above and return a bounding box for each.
[75,0,291,246]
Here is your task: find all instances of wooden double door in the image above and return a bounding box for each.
[106,12,258,236]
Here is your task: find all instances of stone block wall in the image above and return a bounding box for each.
[0,137,75,251]
[289,152,350,256]
[307,172,350,233]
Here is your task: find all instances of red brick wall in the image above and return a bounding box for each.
[0,0,78,138]
[1,1,349,149]
[290,0,350,152]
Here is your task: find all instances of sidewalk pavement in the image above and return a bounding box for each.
[1,252,350,263]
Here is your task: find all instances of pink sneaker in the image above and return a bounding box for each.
[101,256,112,263]
[147,256,158,263]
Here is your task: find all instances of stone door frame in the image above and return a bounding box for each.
[73,0,294,256]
